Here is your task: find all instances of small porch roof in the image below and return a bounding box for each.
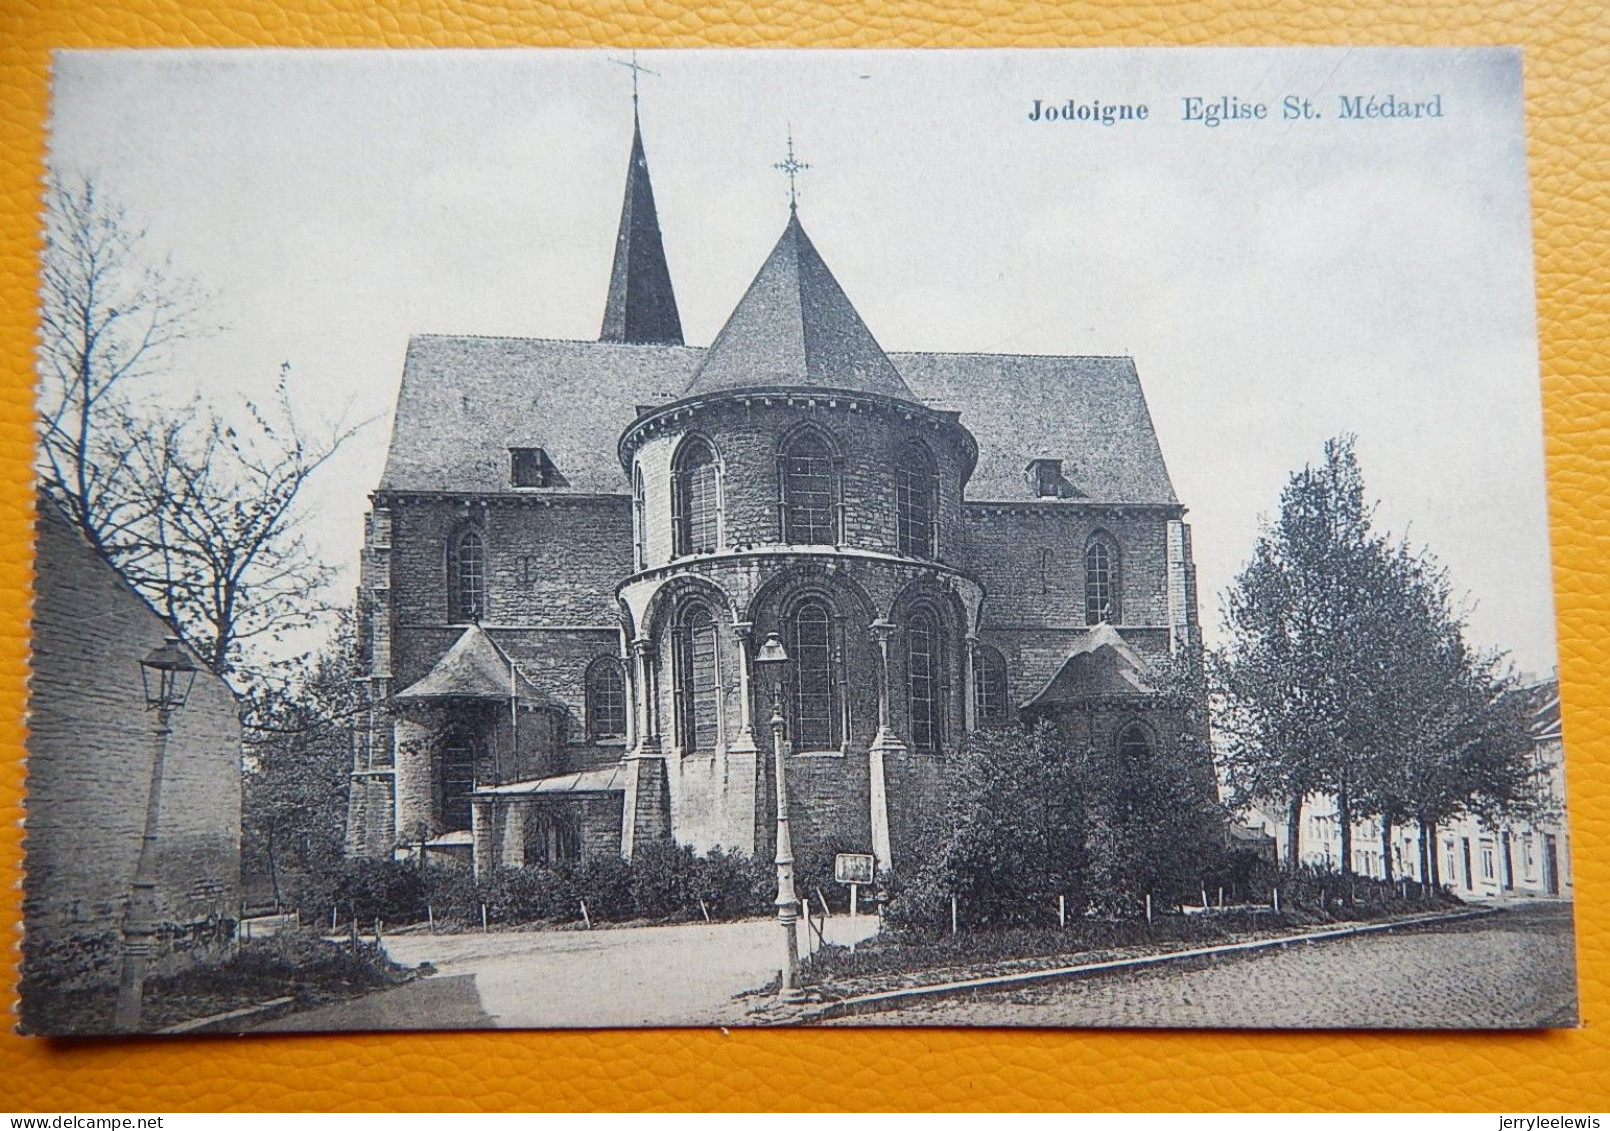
[469,763,629,799]
[392,624,561,709]
[1020,623,1158,712]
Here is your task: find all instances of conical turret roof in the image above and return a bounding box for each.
[683,211,914,400]
[600,114,684,345]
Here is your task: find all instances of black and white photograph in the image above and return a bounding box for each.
[20,46,1578,1034]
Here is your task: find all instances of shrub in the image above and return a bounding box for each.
[694,846,773,919]
[330,857,426,925]
[628,841,702,919]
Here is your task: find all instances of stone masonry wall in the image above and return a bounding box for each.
[24,502,241,989]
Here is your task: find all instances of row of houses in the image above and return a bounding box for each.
[1241,684,1573,901]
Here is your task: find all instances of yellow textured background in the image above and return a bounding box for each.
[1,0,1606,1113]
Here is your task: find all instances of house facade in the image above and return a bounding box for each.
[1242,681,1572,900]
[345,109,1205,876]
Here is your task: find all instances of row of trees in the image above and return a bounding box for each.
[1214,437,1546,888]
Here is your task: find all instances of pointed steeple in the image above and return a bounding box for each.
[600,111,684,345]
[683,210,915,400]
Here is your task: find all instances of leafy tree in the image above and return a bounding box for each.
[1216,436,1387,879]
[240,617,362,911]
[1216,436,1544,892]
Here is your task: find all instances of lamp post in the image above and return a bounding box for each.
[752,631,804,1003]
[114,635,199,1032]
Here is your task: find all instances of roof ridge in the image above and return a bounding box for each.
[890,349,1136,362]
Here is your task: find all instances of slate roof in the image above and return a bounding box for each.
[1021,624,1158,710]
[682,211,916,402]
[392,625,560,708]
[380,336,1179,505]
[599,114,684,346]
[379,335,701,496]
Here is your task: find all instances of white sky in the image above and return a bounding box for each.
[45,47,1558,675]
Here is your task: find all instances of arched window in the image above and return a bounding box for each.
[632,465,647,570]
[780,430,839,545]
[673,438,720,556]
[788,597,840,749]
[586,658,628,741]
[449,528,487,623]
[672,604,720,753]
[907,609,942,753]
[1117,721,1153,761]
[1084,534,1120,624]
[895,442,937,558]
[439,735,477,832]
[974,644,1008,724]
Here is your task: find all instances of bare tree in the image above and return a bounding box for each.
[36,174,211,559]
[122,368,366,675]
[37,174,367,677]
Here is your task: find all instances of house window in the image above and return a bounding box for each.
[1480,840,1497,882]
[781,431,838,545]
[895,442,937,558]
[586,658,628,741]
[510,447,560,488]
[974,645,1008,723]
[1084,535,1119,624]
[907,610,941,753]
[1118,721,1153,760]
[440,736,477,832]
[1523,833,1536,880]
[788,598,838,749]
[673,438,720,556]
[673,604,720,753]
[449,528,487,623]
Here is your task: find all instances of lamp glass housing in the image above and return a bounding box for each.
[140,636,199,712]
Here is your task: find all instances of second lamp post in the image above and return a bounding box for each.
[752,631,804,1003]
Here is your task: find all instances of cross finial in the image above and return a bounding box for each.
[610,50,659,110]
[773,127,810,212]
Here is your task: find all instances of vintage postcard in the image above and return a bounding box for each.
[20,46,1576,1034]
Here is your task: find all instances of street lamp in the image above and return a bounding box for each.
[752,631,804,1004]
[115,635,199,1032]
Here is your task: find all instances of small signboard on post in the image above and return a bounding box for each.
[834,853,874,886]
[835,853,875,951]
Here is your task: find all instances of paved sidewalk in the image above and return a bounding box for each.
[370,912,878,1028]
[253,974,492,1032]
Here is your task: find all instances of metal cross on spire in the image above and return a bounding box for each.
[773,128,810,212]
[610,50,659,109]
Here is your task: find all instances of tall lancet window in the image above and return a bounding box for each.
[907,609,942,753]
[449,527,487,623]
[1084,534,1120,624]
[673,604,721,754]
[440,735,477,832]
[974,644,1009,724]
[788,598,839,750]
[586,658,628,741]
[673,438,720,556]
[632,465,647,569]
[780,430,838,545]
[895,442,937,558]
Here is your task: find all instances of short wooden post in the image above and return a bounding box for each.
[580,899,592,929]
[699,897,711,922]
[1217,886,1225,909]
[480,903,489,932]
[1273,887,1281,914]
[951,894,959,936]
[349,918,359,955]
[816,888,831,919]
[332,906,338,932]
[1058,894,1066,928]
[374,917,383,942]
[1201,884,1209,910]
[427,904,436,934]
[1145,892,1153,925]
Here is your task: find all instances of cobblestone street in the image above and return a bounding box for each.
[831,902,1579,1029]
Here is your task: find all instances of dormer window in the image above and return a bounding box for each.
[1029,457,1064,498]
[510,447,561,488]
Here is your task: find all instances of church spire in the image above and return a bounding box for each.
[599,90,684,345]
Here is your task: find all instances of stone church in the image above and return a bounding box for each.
[345,105,1204,877]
